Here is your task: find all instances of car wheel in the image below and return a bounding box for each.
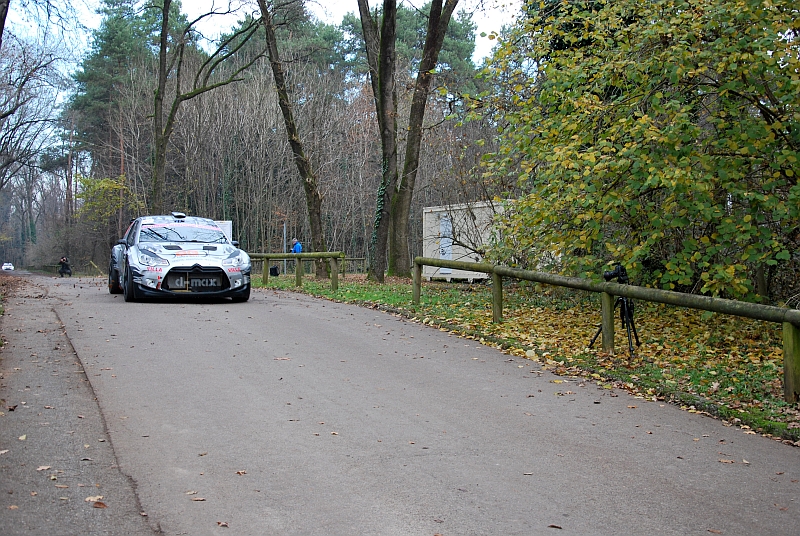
[231,285,250,302]
[123,267,137,302]
[108,269,123,294]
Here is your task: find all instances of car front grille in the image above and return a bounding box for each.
[163,265,229,292]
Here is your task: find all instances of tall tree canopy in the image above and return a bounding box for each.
[481,0,800,300]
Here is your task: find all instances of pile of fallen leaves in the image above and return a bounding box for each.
[0,272,25,297]
[261,276,800,443]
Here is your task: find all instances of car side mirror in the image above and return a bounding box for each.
[117,239,127,245]
[231,241,239,247]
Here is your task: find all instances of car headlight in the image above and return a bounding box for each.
[138,252,169,266]
[223,252,248,267]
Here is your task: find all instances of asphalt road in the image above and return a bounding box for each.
[1,274,799,535]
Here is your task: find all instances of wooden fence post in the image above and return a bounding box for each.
[783,322,800,403]
[262,258,269,283]
[601,292,615,354]
[295,257,302,287]
[492,271,503,323]
[413,261,422,304]
[331,257,339,292]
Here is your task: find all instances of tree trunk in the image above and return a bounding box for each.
[755,264,769,299]
[0,0,9,50]
[358,0,398,283]
[389,0,458,278]
[151,0,171,215]
[257,0,327,278]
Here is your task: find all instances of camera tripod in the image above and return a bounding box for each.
[588,294,641,356]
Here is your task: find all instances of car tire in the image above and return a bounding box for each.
[231,285,250,302]
[108,269,123,294]
[123,267,137,302]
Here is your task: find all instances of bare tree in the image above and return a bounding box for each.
[0,33,59,192]
[357,0,459,281]
[0,0,74,51]
[390,0,458,277]
[256,0,327,276]
[357,0,398,282]
[150,0,263,213]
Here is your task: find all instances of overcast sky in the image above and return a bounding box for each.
[183,0,522,62]
[6,0,522,64]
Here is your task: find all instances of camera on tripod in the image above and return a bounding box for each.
[603,263,629,284]
[589,262,640,355]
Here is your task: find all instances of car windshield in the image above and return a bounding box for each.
[139,223,228,244]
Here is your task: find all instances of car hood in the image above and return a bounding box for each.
[139,243,241,259]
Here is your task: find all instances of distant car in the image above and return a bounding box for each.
[2,262,13,271]
[108,212,251,302]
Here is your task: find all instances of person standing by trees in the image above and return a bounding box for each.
[289,238,302,273]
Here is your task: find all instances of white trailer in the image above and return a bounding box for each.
[421,201,499,282]
[215,220,233,242]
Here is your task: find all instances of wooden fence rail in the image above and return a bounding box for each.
[413,256,800,403]
[249,252,345,291]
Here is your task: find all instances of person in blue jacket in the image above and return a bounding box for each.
[291,238,302,253]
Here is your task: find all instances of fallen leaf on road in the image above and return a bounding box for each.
[191,497,206,502]
[0,450,8,455]
[217,522,229,527]
[186,490,198,495]
[36,466,51,471]
[93,501,107,508]
[548,524,562,529]
[55,485,68,489]
[742,459,750,465]
[77,415,84,419]
[235,470,246,475]
[718,459,735,464]
[273,357,290,361]
[85,496,103,502]
[18,435,26,441]
[9,505,18,510]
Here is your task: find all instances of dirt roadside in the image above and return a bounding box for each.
[0,273,155,535]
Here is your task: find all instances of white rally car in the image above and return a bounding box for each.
[108,213,251,302]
